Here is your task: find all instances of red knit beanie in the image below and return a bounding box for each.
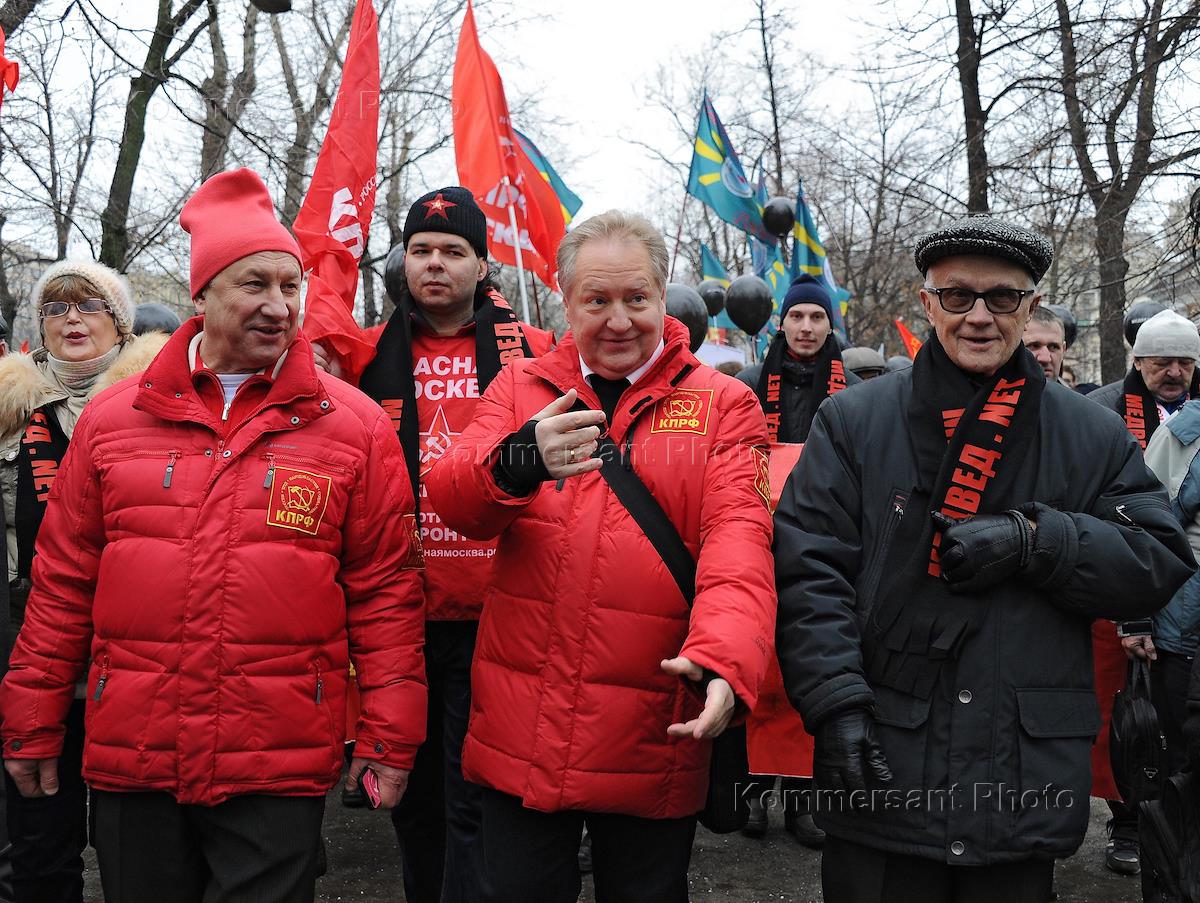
[180,168,302,298]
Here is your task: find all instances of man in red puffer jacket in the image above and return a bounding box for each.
[0,169,427,903]
[427,210,775,903]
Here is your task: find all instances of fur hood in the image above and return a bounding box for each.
[0,331,169,443]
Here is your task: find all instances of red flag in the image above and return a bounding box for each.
[452,1,565,290]
[0,27,20,113]
[895,319,923,359]
[295,0,380,378]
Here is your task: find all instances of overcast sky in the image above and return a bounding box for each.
[429,0,879,220]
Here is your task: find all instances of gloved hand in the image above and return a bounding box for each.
[813,708,892,793]
[932,510,1032,594]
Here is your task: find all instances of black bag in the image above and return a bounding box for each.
[592,431,752,834]
[1139,771,1200,903]
[1110,659,1168,808]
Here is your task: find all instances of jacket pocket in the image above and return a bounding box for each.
[859,490,909,611]
[1012,688,1099,840]
[870,685,932,828]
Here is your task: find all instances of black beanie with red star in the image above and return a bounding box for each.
[402,186,488,258]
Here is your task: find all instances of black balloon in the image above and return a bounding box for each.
[1043,303,1077,349]
[384,244,406,304]
[762,197,795,239]
[133,302,181,336]
[725,275,774,336]
[1124,300,1168,347]
[696,279,726,317]
[250,0,292,11]
[665,283,708,352]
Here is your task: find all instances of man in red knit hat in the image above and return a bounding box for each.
[0,168,427,902]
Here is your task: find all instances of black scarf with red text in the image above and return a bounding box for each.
[1117,367,1200,450]
[15,406,70,579]
[359,285,533,500]
[863,335,1044,698]
[754,332,847,443]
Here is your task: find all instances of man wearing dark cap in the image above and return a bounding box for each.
[774,214,1194,902]
[344,187,552,903]
[737,274,860,444]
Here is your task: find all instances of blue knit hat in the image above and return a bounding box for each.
[780,274,833,320]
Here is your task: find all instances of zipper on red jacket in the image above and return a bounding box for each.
[162,451,180,489]
[314,663,323,704]
[263,453,276,489]
[93,655,111,701]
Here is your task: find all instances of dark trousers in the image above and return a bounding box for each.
[478,788,697,903]
[822,836,1054,903]
[1151,649,1192,775]
[391,620,482,903]
[91,791,324,903]
[3,699,86,903]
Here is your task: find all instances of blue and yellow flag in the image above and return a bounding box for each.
[686,93,774,243]
[700,243,730,287]
[789,179,849,339]
[514,128,583,226]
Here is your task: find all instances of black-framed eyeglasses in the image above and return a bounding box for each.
[926,287,1035,315]
[40,297,112,319]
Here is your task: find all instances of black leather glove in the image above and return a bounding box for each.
[932,510,1032,594]
[813,708,893,793]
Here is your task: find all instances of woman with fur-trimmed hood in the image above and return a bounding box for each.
[0,259,166,903]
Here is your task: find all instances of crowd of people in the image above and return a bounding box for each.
[0,167,1197,903]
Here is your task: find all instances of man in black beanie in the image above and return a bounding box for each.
[339,186,553,903]
[737,275,859,445]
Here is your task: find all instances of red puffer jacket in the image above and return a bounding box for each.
[427,318,775,818]
[0,319,427,805]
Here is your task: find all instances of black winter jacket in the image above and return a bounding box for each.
[737,357,861,443]
[775,369,1194,864]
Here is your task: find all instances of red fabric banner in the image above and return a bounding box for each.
[747,442,814,778]
[0,27,20,113]
[895,319,923,359]
[296,0,380,378]
[451,1,565,290]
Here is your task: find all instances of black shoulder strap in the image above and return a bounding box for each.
[593,430,697,607]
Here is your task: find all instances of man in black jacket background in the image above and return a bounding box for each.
[774,214,1196,903]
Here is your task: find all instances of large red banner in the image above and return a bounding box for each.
[452,0,565,290]
[296,0,380,377]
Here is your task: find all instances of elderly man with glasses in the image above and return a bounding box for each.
[773,215,1195,903]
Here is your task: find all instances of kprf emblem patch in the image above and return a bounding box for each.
[401,513,425,569]
[751,446,772,510]
[266,466,332,536]
[650,388,714,435]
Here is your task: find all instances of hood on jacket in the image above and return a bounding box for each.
[0,332,170,443]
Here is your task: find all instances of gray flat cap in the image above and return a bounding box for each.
[914,215,1054,283]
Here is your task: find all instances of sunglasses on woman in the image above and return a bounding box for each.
[40,298,112,318]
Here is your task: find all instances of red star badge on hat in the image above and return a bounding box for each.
[422,193,457,221]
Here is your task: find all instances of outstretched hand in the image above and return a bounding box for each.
[662,656,736,740]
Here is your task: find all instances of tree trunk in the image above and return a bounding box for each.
[99,0,207,269]
[1095,209,1130,384]
[0,0,39,37]
[756,0,785,190]
[954,0,989,213]
[200,2,259,181]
